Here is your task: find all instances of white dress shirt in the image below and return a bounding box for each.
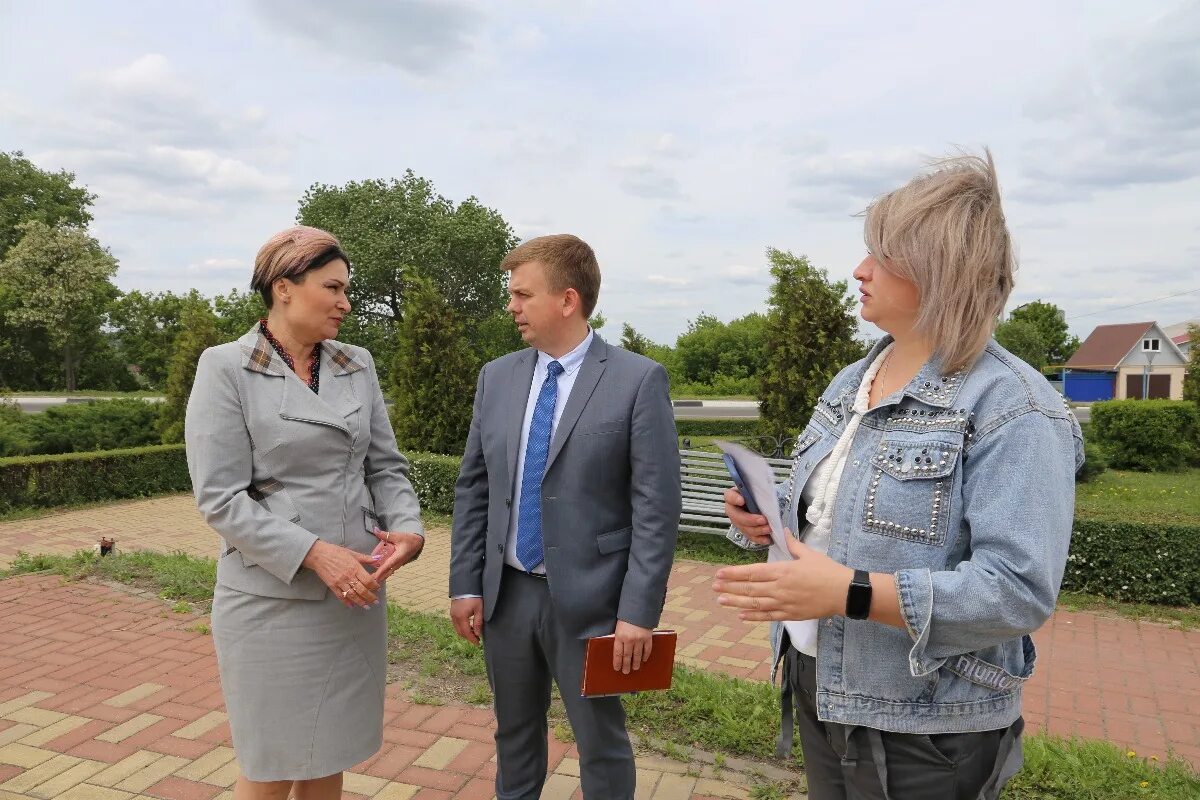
[781,344,893,656]
[504,329,594,573]
[453,330,594,598]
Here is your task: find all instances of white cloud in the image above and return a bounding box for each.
[645,274,690,287]
[250,0,485,77]
[1016,2,1200,202]
[614,157,684,200]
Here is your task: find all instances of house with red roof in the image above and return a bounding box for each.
[1161,319,1197,359]
[1062,321,1187,401]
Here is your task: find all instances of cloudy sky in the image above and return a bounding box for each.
[1,0,1197,345]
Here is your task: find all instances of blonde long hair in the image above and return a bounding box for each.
[862,150,1015,373]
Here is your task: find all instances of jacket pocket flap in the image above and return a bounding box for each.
[873,441,960,481]
[577,418,627,436]
[248,479,301,522]
[596,526,633,554]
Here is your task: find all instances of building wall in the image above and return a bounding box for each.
[1114,366,1185,400]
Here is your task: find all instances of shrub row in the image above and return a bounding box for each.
[6,443,1197,607]
[675,418,760,437]
[0,445,191,512]
[0,444,461,518]
[0,399,163,457]
[1089,399,1199,472]
[1063,519,1200,605]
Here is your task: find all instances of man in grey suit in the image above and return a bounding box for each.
[449,234,681,799]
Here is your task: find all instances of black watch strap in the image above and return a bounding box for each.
[845,569,873,620]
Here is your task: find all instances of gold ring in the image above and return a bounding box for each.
[342,589,349,598]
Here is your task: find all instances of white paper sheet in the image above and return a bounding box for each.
[714,439,794,563]
[715,440,819,651]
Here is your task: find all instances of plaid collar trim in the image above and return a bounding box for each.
[240,327,367,377]
[326,342,367,376]
[244,331,285,376]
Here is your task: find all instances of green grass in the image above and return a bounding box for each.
[675,530,766,566]
[1,550,215,602]
[1075,469,1200,526]
[1003,735,1199,798]
[4,549,1197,797]
[1057,591,1200,630]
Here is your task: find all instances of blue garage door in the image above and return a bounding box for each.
[1064,371,1114,402]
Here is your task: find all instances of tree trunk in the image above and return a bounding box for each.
[63,342,76,391]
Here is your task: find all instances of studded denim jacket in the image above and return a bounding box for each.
[730,337,1084,734]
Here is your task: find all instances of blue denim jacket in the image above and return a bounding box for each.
[731,337,1084,734]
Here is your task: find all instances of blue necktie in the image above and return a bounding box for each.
[515,360,564,571]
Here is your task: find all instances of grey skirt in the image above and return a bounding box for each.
[211,582,388,781]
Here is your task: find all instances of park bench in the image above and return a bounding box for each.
[678,447,792,536]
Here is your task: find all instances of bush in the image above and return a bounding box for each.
[1090,399,1199,471]
[0,444,190,512]
[406,451,461,515]
[18,399,163,455]
[0,442,464,518]
[675,418,760,438]
[0,395,31,457]
[1063,519,1200,605]
[1076,438,1108,483]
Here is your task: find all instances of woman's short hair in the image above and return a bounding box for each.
[500,234,601,318]
[862,150,1015,373]
[251,226,350,309]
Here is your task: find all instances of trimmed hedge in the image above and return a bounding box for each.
[1090,399,1199,472]
[0,444,461,517]
[0,445,191,512]
[6,443,1198,608]
[675,418,760,437]
[1063,520,1200,605]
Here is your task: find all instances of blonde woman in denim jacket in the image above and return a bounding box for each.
[715,151,1084,800]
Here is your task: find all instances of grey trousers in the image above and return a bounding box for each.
[483,567,635,800]
[781,643,1024,800]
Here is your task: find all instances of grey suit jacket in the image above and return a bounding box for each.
[449,335,681,639]
[185,326,423,600]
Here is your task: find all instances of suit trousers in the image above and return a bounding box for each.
[781,638,1024,800]
[484,566,635,800]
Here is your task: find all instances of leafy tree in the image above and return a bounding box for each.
[619,322,653,355]
[472,309,524,365]
[0,151,95,258]
[110,290,209,388]
[390,275,477,455]
[211,289,266,342]
[1008,300,1078,365]
[160,303,221,444]
[1183,324,1200,404]
[0,280,58,389]
[297,171,517,330]
[759,248,865,438]
[675,312,766,386]
[995,319,1048,371]
[0,221,118,390]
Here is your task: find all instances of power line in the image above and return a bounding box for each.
[1066,287,1200,321]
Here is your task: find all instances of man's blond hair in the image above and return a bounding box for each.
[500,234,600,318]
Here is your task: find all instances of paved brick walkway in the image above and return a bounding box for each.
[0,575,773,799]
[2,494,1199,777]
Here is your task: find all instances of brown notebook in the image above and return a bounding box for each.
[580,630,677,697]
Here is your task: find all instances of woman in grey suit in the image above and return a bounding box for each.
[185,225,425,800]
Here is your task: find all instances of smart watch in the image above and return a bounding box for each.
[845,569,873,620]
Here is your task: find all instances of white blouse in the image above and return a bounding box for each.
[780,344,894,656]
